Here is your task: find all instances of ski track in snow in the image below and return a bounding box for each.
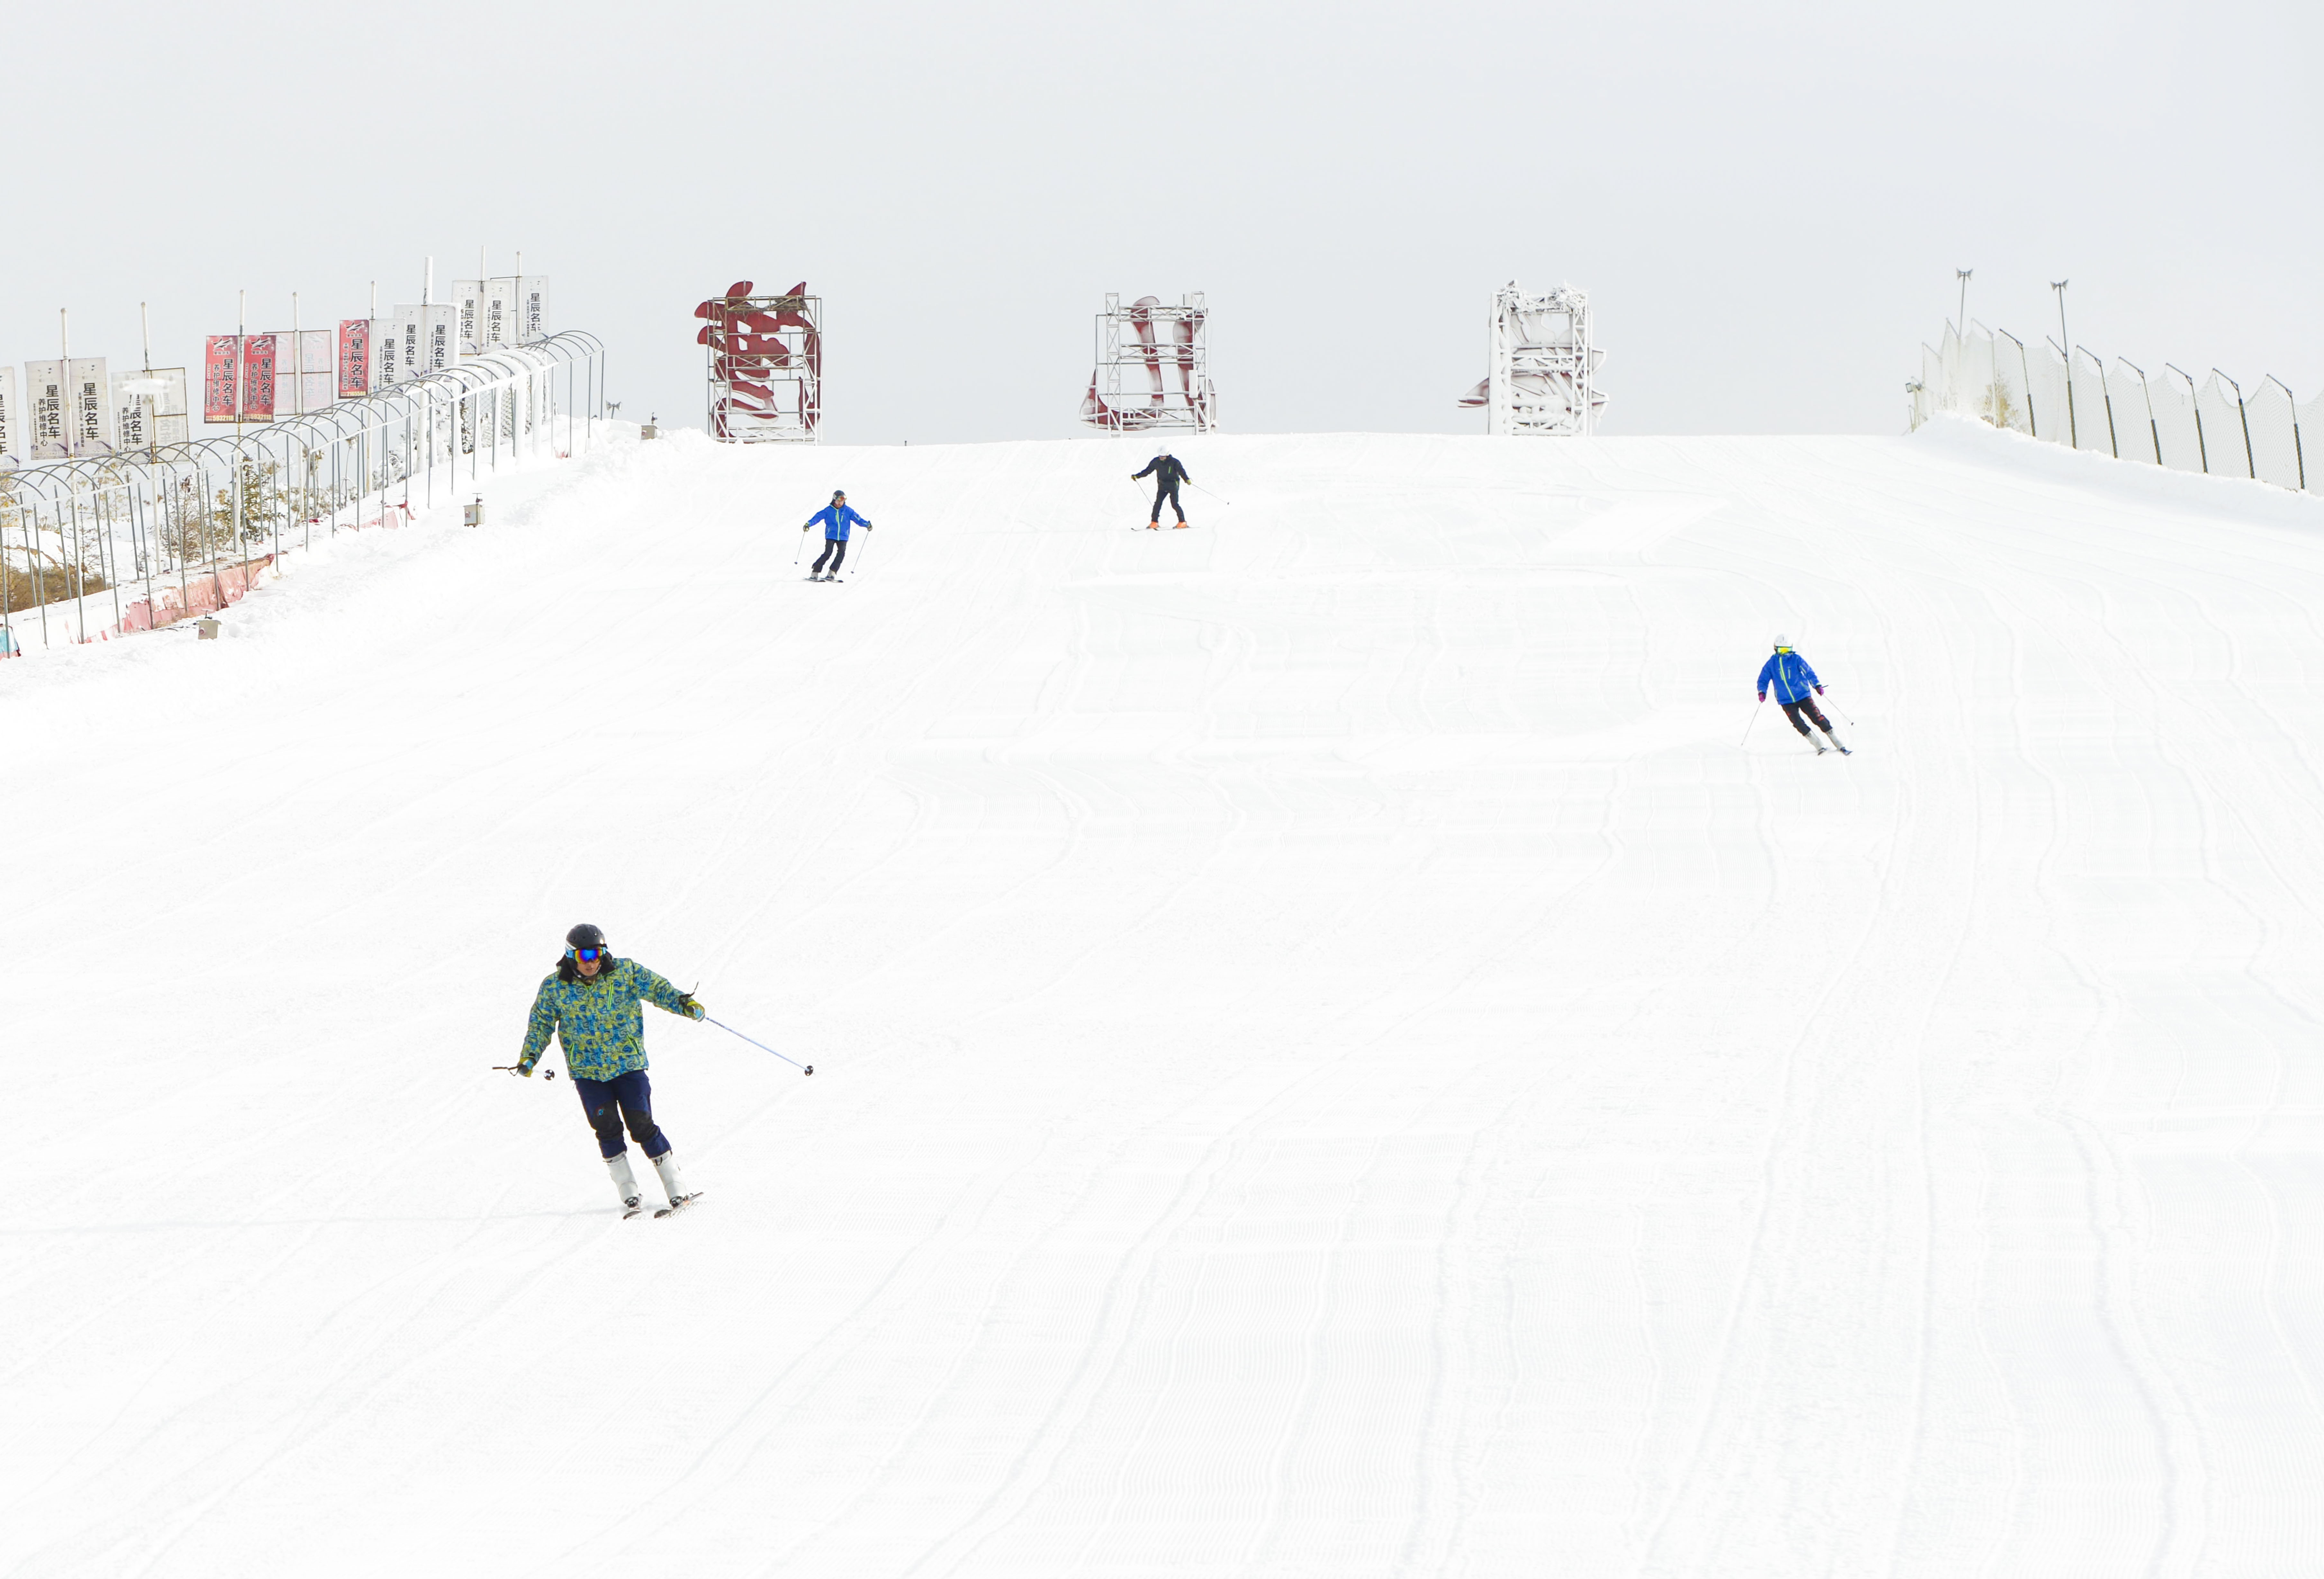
[6,423,2324,1576]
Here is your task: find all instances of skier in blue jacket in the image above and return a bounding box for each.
[1756,635,1849,754]
[802,491,873,580]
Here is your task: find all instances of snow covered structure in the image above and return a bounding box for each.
[698,281,820,442]
[1457,281,1607,436]
[1081,293,1214,433]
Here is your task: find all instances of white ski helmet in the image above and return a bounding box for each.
[1772,633,1792,651]
[1155,447,1172,458]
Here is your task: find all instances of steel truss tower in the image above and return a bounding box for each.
[1081,293,1215,433]
[1457,282,1606,436]
[697,280,821,442]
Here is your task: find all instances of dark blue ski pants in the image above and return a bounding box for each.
[573,1070,671,1160]
[812,537,849,574]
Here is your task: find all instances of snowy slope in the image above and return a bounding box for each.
[6,421,2324,1577]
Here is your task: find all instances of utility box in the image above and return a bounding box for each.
[195,617,220,640]
[463,498,485,528]
[641,415,659,440]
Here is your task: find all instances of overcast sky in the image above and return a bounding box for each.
[5,0,2317,444]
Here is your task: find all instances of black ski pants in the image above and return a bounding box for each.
[812,537,849,574]
[1779,697,1833,736]
[574,1070,672,1160]
[1150,479,1185,523]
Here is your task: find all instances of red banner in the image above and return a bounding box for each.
[203,336,239,423]
[338,319,369,398]
[239,334,277,420]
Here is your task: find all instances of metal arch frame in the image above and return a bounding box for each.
[0,331,602,654]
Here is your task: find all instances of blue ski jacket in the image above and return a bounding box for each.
[1757,650,1822,703]
[807,503,872,541]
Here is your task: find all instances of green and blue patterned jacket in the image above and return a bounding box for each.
[518,959,692,1081]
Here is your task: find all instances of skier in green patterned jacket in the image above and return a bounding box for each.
[511,923,705,1215]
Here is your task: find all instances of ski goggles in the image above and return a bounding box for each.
[570,945,609,963]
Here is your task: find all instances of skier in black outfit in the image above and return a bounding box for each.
[1133,448,1191,529]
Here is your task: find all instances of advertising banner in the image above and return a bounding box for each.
[240,334,277,421]
[452,279,484,355]
[420,303,458,374]
[516,276,549,342]
[24,360,70,458]
[151,367,191,446]
[384,304,461,383]
[0,366,18,460]
[388,306,425,385]
[204,336,240,422]
[113,368,191,451]
[271,329,334,415]
[370,317,402,388]
[69,358,111,454]
[113,370,155,451]
[338,319,370,396]
[482,277,517,349]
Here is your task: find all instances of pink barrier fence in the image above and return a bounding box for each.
[118,556,278,634]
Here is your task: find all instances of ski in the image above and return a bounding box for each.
[622,1201,647,1220]
[655,1193,703,1219]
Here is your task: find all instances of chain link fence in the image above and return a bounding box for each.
[0,332,603,657]
[1908,322,2318,493]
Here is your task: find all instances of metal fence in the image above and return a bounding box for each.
[1908,322,2320,494]
[0,331,603,655]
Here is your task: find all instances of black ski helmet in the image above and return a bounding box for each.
[560,923,610,980]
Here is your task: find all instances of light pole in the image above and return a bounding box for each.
[1956,268,1972,335]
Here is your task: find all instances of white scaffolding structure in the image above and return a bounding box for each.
[1457,282,1606,436]
[1081,293,1215,433]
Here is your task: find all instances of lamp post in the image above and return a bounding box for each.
[1956,268,1972,336]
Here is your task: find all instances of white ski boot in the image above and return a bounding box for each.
[1807,733,1828,754]
[651,1151,701,1217]
[1821,728,1851,756]
[607,1152,645,1217]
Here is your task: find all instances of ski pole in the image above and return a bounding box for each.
[1741,697,1763,746]
[1189,481,1233,506]
[492,1063,557,1081]
[703,1015,815,1076]
[793,525,806,565]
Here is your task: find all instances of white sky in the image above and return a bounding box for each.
[4,0,2317,443]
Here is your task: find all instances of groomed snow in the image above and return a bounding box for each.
[6,420,2324,1576]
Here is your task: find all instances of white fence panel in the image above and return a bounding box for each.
[1960,326,1997,424]
[2026,343,2073,447]
[2245,378,2303,491]
[1993,332,2035,435]
[2195,373,2252,478]
[2150,368,2204,473]
[2105,362,2157,463]
[2070,350,2117,455]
